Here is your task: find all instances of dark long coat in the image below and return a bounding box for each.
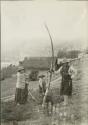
[60,64,72,96]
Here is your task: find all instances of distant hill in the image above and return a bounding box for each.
[1,39,85,63]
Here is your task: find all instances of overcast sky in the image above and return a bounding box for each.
[1,0,88,61]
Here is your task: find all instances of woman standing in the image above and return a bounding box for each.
[60,60,71,105]
[15,66,28,105]
[55,58,76,105]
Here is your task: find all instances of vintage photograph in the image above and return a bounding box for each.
[1,0,88,125]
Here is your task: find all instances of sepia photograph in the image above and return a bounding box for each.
[1,0,88,125]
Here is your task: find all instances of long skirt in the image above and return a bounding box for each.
[60,77,72,96]
[15,87,28,104]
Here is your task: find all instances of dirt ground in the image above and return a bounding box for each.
[1,56,88,125]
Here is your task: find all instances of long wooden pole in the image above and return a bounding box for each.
[42,23,54,107]
[44,23,54,88]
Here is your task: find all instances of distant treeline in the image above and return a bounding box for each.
[1,57,52,81]
[1,64,18,80]
[57,50,80,58]
[22,57,53,70]
[1,50,81,81]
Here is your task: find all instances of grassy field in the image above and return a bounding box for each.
[1,70,47,98]
[1,57,88,125]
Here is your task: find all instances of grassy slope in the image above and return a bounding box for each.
[1,70,47,98]
[1,77,16,98]
[1,58,88,125]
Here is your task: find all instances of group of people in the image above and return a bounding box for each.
[38,58,76,106]
[15,58,76,106]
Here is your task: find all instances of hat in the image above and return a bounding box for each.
[18,66,24,72]
[38,75,45,78]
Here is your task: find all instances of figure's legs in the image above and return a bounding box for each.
[46,102,49,115]
[51,102,53,114]
[68,79,72,104]
[68,96,72,104]
[64,95,68,106]
[15,88,21,105]
[63,95,69,118]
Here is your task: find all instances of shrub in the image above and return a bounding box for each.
[1,65,17,80]
[29,70,39,81]
[0,72,5,81]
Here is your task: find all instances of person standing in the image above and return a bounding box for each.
[15,66,28,105]
[55,58,76,105]
[60,61,70,105]
[39,75,46,95]
[38,75,46,104]
[68,62,77,104]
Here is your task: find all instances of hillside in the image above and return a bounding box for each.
[1,55,88,125]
